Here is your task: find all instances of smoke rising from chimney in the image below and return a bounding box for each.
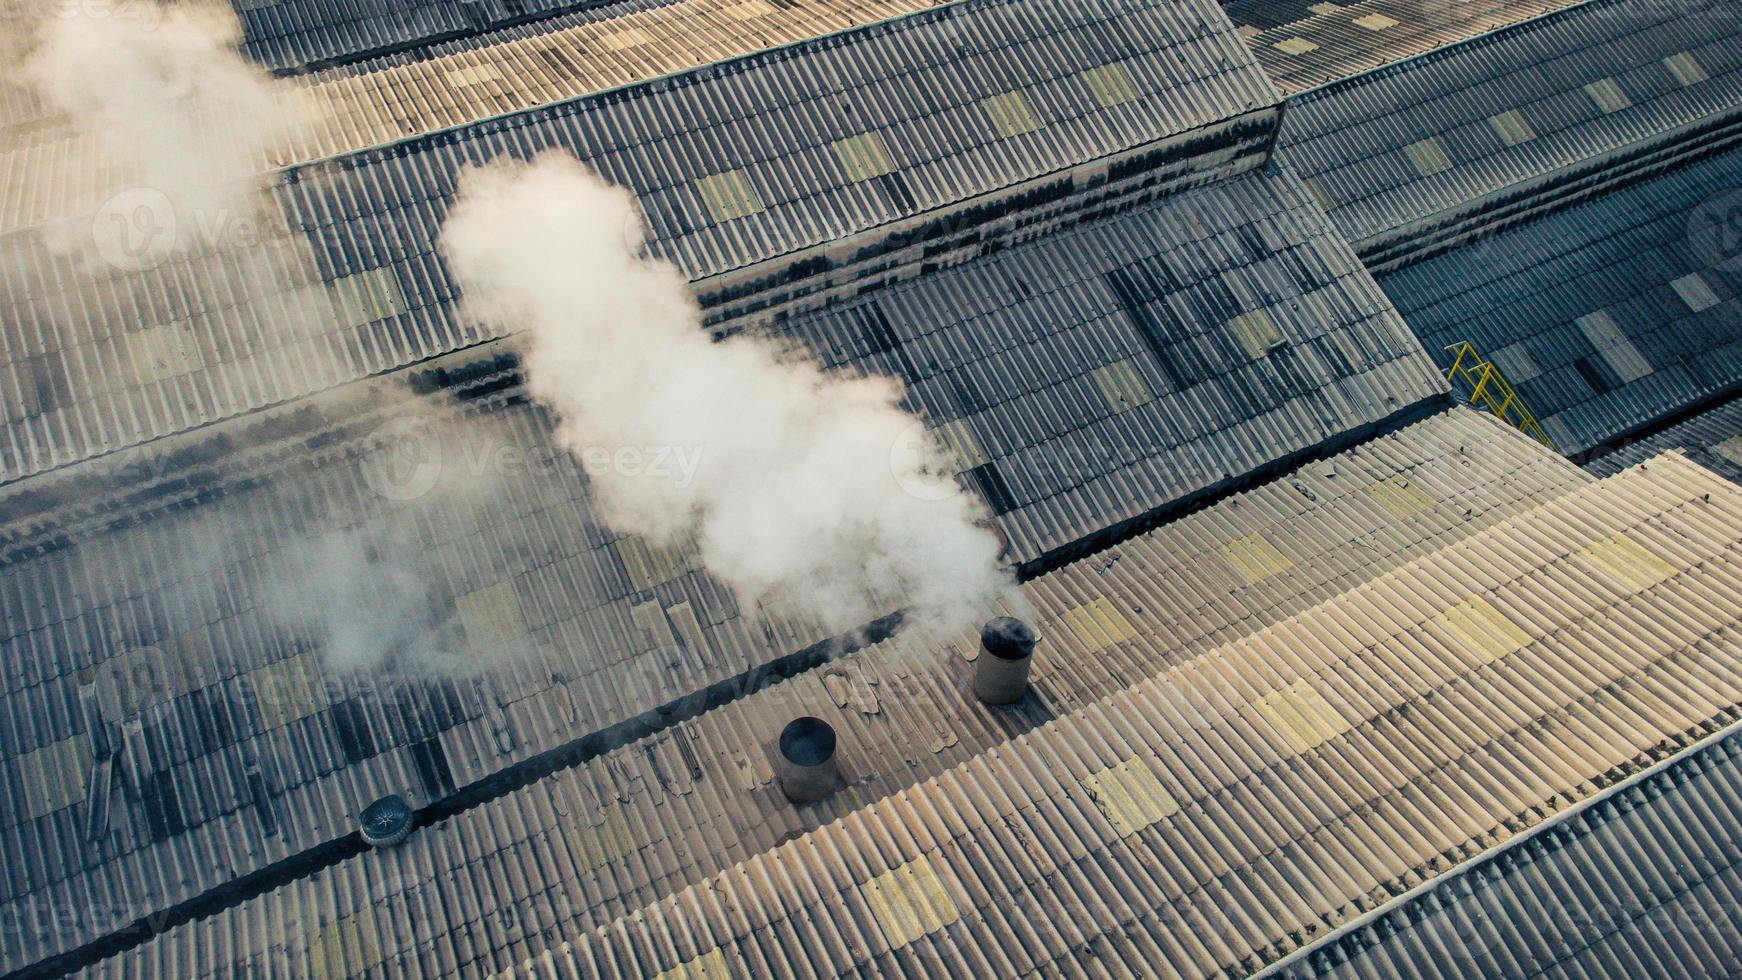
[439,152,1015,637]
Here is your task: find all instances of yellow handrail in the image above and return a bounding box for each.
[1443,341,1555,449]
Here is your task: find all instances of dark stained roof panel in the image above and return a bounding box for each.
[1378,143,1742,454]
[1276,0,1742,268]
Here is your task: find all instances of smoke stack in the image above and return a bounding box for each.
[359,795,414,848]
[974,617,1038,705]
[777,717,839,803]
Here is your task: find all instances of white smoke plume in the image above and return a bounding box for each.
[11,0,313,259]
[440,151,1015,637]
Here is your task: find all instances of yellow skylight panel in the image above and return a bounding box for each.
[331,268,407,328]
[1432,595,1531,664]
[1274,37,1319,55]
[1488,110,1536,146]
[126,323,205,385]
[1364,473,1437,519]
[308,911,382,980]
[1403,137,1452,177]
[1228,308,1285,358]
[980,91,1041,138]
[1059,596,1139,651]
[1670,273,1720,312]
[1255,680,1351,752]
[1090,358,1154,412]
[455,579,528,649]
[1221,532,1294,583]
[1664,52,1709,87]
[1578,532,1679,592]
[1353,12,1398,30]
[653,949,733,980]
[565,803,639,870]
[1082,758,1180,835]
[248,654,326,730]
[13,734,89,820]
[615,534,689,591]
[1584,77,1632,113]
[830,132,897,182]
[1081,61,1140,108]
[695,169,764,222]
[859,856,961,948]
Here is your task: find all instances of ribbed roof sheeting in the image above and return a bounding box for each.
[1381,144,1742,456]
[1277,0,1742,260]
[90,408,1593,978]
[233,0,533,71]
[516,450,1742,979]
[1586,396,1742,485]
[0,399,828,976]
[5,164,1447,564]
[760,168,1443,563]
[1282,726,1742,977]
[1225,0,1582,95]
[284,0,936,155]
[0,0,1285,484]
[0,0,1274,227]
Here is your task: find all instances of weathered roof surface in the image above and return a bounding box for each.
[1276,0,1742,268]
[1379,143,1742,455]
[231,0,587,72]
[1274,722,1742,977]
[511,449,1742,978]
[0,162,1444,972]
[0,394,833,976]
[1224,0,1582,95]
[1585,396,1742,485]
[3,0,1276,225]
[4,163,1446,568]
[0,0,1289,484]
[90,407,1595,978]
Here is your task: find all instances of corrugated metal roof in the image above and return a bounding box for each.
[1224,0,1584,95]
[0,396,832,976]
[1,0,1286,484]
[4,163,1446,565]
[1380,143,1742,455]
[1274,722,1742,977]
[87,407,1596,978]
[1276,0,1742,266]
[506,448,1742,978]
[0,163,1445,973]
[1586,395,1742,484]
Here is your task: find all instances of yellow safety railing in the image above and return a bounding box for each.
[1444,341,1555,449]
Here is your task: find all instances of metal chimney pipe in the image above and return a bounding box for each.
[974,617,1038,705]
[777,716,839,803]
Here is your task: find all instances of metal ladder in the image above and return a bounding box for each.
[1443,341,1555,449]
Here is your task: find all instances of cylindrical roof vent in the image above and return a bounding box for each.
[359,794,414,848]
[777,716,839,804]
[974,617,1038,705]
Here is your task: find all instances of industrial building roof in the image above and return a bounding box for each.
[1276,0,1742,268]
[1224,0,1583,95]
[1380,143,1742,455]
[1,0,1287,483]
[91,407,1595,978]
[1272,722,1742,977]
[507,449,1742,978]
[0,161,1445,973]
[0,394,833,976]
[1586,396,1742,484]
[4,162,1446,565]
